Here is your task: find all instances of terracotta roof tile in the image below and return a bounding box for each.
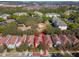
[45,35,52,44]
[1,35,9,44]
[27,35,34,45]
[60,35,68,44]
[8,36,17,44]
[17,35,27,43]
[52,34,61,43]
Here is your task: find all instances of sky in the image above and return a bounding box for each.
[0,0,79,1]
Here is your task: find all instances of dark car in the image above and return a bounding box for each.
[72,53,79,57]
[51,53,63,57]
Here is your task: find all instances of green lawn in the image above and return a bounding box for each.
[48,47,61,54]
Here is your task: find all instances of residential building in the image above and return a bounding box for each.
[7,36,18,49]
[52,16,67,30]
[59,35,68,45]
[13,12,28,16]
[27,35,34,46]
[51,34,61,47]
[0,4,25,7]
[36,34,43,47]
[16,35,27,47]
[45,35,52,47]
[64,10,77,16]
[46,13,60,18]
[34,11,43,17]
[62,35,72,45]
[0,14,10,20]
[67,35,79,45]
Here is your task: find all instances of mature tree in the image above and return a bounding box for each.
[16,43,28,52]
[44,24,55,35]
[0,18,4,22]
[37,43,43,50]
[24,29,38,35]
[42,15,49,23]
[0,44,7,53]
[2,22,18,35]
[44,22,62,35]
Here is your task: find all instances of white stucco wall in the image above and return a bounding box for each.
[58,26,67,30]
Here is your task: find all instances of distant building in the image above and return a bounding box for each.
[46,13,60,18]
[34,11,43,17]
[5,19,15,23]
[13,12,28,16]
[26,4,41,10]
[67,18,74,23]
[52,16,67,30]
[64,10,77,16]
[0,4,25,7]
[0,14,10,20]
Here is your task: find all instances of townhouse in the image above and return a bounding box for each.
[45,35,52,47]
[59,35,68,45]
[62,35,72,46]
[0,34,78,49]
[26,4,41,10]
[72,36,79,45]
[36,34,43,47]
[27,35,34,46]
[6,35,19,49]
[16,35,27,47]
[67,35,79,45]
[0,36,2,45]
[52,34,61,47]
[16,36,24,47]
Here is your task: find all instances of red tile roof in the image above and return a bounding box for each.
[52,34,61,43]
[37,34,42,44]
[17,36,23,43]
[71,36,79,44]
[60,35,68,44]
[27,35,34,45]
[22,35,27,43]
[0,36,2,44]
[8,36,17,44]
[1,35,9,44]
[16,35,28,44]
[45,35,52,44]
[62,35,71,44]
